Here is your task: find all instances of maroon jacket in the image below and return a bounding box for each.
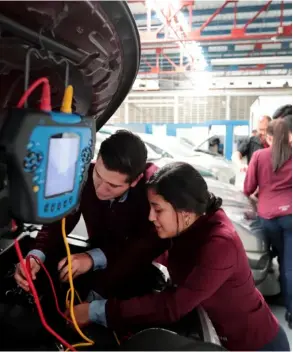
[32,162,168,295]
[106,209,279,351]
[244,147,292,219]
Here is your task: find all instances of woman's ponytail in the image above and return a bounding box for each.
[206,192,222,214]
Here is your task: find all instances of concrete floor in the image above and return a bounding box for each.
[271,305,292,348]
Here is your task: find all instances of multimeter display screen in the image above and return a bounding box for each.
[45,133,80,198]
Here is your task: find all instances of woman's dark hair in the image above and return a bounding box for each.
[99,130,147,183]
[147,162,222,215]
[273,104,292,120]
[271,116,292,172]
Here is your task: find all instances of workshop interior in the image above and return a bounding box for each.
[0,0,292,351]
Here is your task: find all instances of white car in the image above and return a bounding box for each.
[137,133,236,185]
[94,131,163,162]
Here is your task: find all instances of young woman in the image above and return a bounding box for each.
[244,116,292,329]
[71,162,290,351]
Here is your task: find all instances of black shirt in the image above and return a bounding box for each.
[237,136,265,164]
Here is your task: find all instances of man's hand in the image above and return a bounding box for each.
[65,303,91,328]
[58,253,93,282]
[14,258,41,292]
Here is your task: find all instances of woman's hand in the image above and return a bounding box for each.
[66,303,91,328]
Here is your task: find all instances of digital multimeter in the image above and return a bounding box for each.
[0,108,95,224]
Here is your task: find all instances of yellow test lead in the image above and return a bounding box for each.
[61,85,74,114]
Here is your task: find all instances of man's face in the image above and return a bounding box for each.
[92,157,131,200]
[258,117,270,139]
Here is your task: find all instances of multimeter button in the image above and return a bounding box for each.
[51,204,55,212]
[69,197,73,204]
[28,152,36,159]
[27,142,35,150]
[37,153,43,161]
[64,200,68,208]
[44,204,49,212]
[57,202,61,210]
[81,147,92,163]
[33,185,39,193]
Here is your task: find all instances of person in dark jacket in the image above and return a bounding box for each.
[244,117,292,329]
[14,130,167,300]
[232,115,271,171]
[69,162,289,351]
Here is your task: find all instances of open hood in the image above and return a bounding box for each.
[0,1,140,131]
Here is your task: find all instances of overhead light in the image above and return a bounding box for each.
[146,0,207,69]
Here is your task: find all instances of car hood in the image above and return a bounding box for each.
[174,155,236,184]
[0,1,140,130]
[204,177,249,208]
[205,177,268,252]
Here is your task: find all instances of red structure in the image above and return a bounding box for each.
[129,0,292,75]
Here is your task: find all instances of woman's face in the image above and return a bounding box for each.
[147,188,194,239]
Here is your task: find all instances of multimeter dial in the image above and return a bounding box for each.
[81,146,92,164]
[23,147,43,173]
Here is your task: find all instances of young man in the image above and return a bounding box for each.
[232,115,271,171]
[14,130,167,299]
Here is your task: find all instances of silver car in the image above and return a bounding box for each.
[137,133,236,185]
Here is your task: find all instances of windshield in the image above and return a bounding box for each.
[145,145,162,160]
[156,137,195,157]
[180,137,196,149]
[95,132,161,161]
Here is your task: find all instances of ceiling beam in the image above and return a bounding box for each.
[128,88,292,97]
[211,56,292,65]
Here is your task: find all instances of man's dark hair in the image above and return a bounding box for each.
[271,116,292,172]
[147,162,222,216]
[272,104,292,120]
[99,130,148,183]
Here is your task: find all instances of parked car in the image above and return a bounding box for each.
[94,131,163,162]
[137,133,236,185]
[99,129,236,185]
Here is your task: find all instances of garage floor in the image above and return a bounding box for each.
[271,305,292,348]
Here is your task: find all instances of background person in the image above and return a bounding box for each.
[244,117,292,329]
[232,115,271,172]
